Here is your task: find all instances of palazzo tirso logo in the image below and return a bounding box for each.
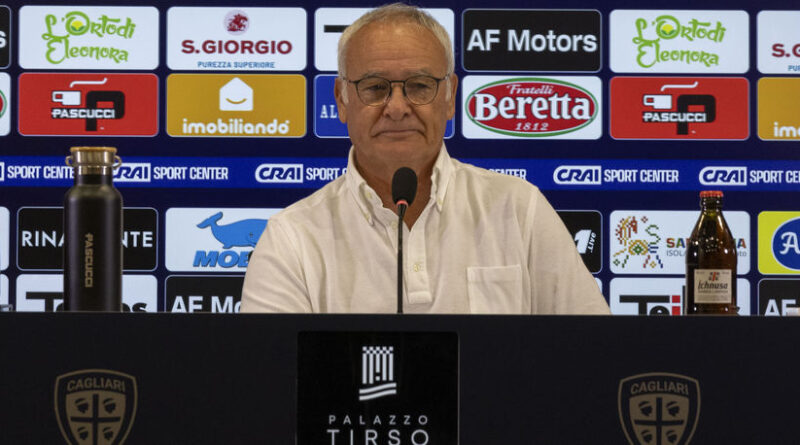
[619,373,700,445]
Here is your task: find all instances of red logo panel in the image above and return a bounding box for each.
[19,73,158,136]
[610,77,748,140]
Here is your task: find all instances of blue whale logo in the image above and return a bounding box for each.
[197,211,268,249]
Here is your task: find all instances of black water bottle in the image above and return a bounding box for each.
[63,146,123,311]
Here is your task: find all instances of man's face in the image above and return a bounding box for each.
[335,21,457,170]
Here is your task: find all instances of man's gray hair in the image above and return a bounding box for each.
[337,3,455,79]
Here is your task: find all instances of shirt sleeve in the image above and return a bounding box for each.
[240,215,313,313]
[527,189,611,315]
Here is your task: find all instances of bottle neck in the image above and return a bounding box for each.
[75,173,113,186]
[700,197,723,212]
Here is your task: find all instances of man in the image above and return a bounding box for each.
[241,4,610,314]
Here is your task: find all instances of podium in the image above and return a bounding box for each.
[1,313,798,444]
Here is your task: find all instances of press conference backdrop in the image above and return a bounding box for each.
[0,0,798,315]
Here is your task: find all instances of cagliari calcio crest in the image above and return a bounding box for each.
[54,369,138,445]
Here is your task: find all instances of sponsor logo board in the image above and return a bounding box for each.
[0,6,10,68]
[17,207,158,271]
[114,162,151,182]
[758,278,800,315]
[18,73,158,136]
[165,275,244,313]
[758,211,800,274]
[0,72,9,136]
[165,207,281,271]
[0,275,7,307]
[462,9,600,72]
[167,7,306,71]
[255,163,304,184]
[698,166,747,186]
[610,277,751,315]
[314,8,454,71]
[462,75,601,139]
[609,10,749,73]
[167,74,305,137]
[0,206,8,271]
[610,77,748,140]
[313,74,454,139]
[19,6,158,69]
[557,210,602,273]
[757,11,800,74]
[758,78,800,141]
[610,210,749,275]
[15,274,157,312]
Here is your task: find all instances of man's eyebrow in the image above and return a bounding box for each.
[354,69,437,79]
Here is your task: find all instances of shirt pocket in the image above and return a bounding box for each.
[466,265,523,314]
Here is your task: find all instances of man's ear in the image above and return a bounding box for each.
[446,74,458,120]
[334,77,348,124]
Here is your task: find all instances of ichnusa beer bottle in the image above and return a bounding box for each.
[63,147,123,311]
[685,190,738,315]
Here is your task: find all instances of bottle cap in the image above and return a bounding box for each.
[699,190,723,198]
[66,146,121,175]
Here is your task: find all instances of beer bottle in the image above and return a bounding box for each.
[685,190,738,315]
[63,147,123,311]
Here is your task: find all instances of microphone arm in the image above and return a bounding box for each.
[391,167,417,315]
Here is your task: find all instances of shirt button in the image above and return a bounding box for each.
[413,263,421,272]
[391,221,398,229]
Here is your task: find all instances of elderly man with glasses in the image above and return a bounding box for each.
[241,3,610,314]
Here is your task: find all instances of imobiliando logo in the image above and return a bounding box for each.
[166,74,305,137]
[18,6,158,69]
[609,10,749,73]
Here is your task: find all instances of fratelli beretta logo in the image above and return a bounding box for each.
[619,373,700,445]
[609,10,748,73]
[19,6,158,69]
[54,369,137,445]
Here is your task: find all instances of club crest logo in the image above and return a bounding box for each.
[619,373,700,445]
[55,369,137,445]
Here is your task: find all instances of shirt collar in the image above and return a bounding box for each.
[345,143,453,225]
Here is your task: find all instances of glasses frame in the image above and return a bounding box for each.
[343,73,451,107]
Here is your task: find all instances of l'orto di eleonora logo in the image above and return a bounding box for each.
[359,346,397,401]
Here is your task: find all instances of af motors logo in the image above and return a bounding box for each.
[18,6,158,69]
[166,74,305,137]
[0,6,10,68]
[55,369,137,445]
[15,274,157,312]
[0,72,9,136]
[610,210,750,275]
[165,275,244,313]
[610,277,751,315]
[758,78,800,141]
[609,10,749,73]
[18,73,158,136]
[167,7,306,71]
[314,8,454,71]
[758,279,800,316]
[610,77,748,140]
[698,166,747,186]
[462,9,600,72]
[462,76,601,139]
[757,11,800,74]
[758,211,800,275]
[165,207,281,271]
[619,373,700,445]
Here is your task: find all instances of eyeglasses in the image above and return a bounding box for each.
[344,74,449,106]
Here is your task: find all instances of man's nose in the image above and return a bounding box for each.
[384,83,412,119]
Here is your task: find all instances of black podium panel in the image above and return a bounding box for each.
[1,314,798,444]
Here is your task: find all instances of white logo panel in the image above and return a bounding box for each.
[0,72,9,135]
[609,10,749,73]
[610,277,751,315]
[165,207,282,272]
[15,274,157,312]
[314,7,455,71]
[167,7,306,71]
[19,6,159,69]
[0,206,8,270]
[757,11,800,74]
[609,210,750,275]
[0,275,8,307]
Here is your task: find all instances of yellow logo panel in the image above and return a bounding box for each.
[758,78,800,140]
[167,74,305,137]
[758,211,800,274]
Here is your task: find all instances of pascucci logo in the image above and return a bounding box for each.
[465,78,598,137]
[553,165,602,185]
[698,166,747,186]
[255,163,303,184]
[772,217,800,270]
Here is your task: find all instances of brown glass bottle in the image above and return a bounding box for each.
[685,190,738,315]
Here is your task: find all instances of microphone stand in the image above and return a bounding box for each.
[396,201,407,314]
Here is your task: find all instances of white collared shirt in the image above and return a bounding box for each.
[241,145,610,314]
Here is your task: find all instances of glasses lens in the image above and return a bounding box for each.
[356,77,391,106]
[405,75,439,105]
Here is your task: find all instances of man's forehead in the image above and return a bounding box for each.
[345,21,447,76]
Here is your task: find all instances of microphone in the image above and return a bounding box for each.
[391,167,417,314]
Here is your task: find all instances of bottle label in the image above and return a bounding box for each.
[693,269,733,304]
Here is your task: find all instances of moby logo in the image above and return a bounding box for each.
[699,166,747,186]
[255,163,303,184]
[554,165,601,185]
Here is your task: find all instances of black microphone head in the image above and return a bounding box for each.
[392,167,418,206]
